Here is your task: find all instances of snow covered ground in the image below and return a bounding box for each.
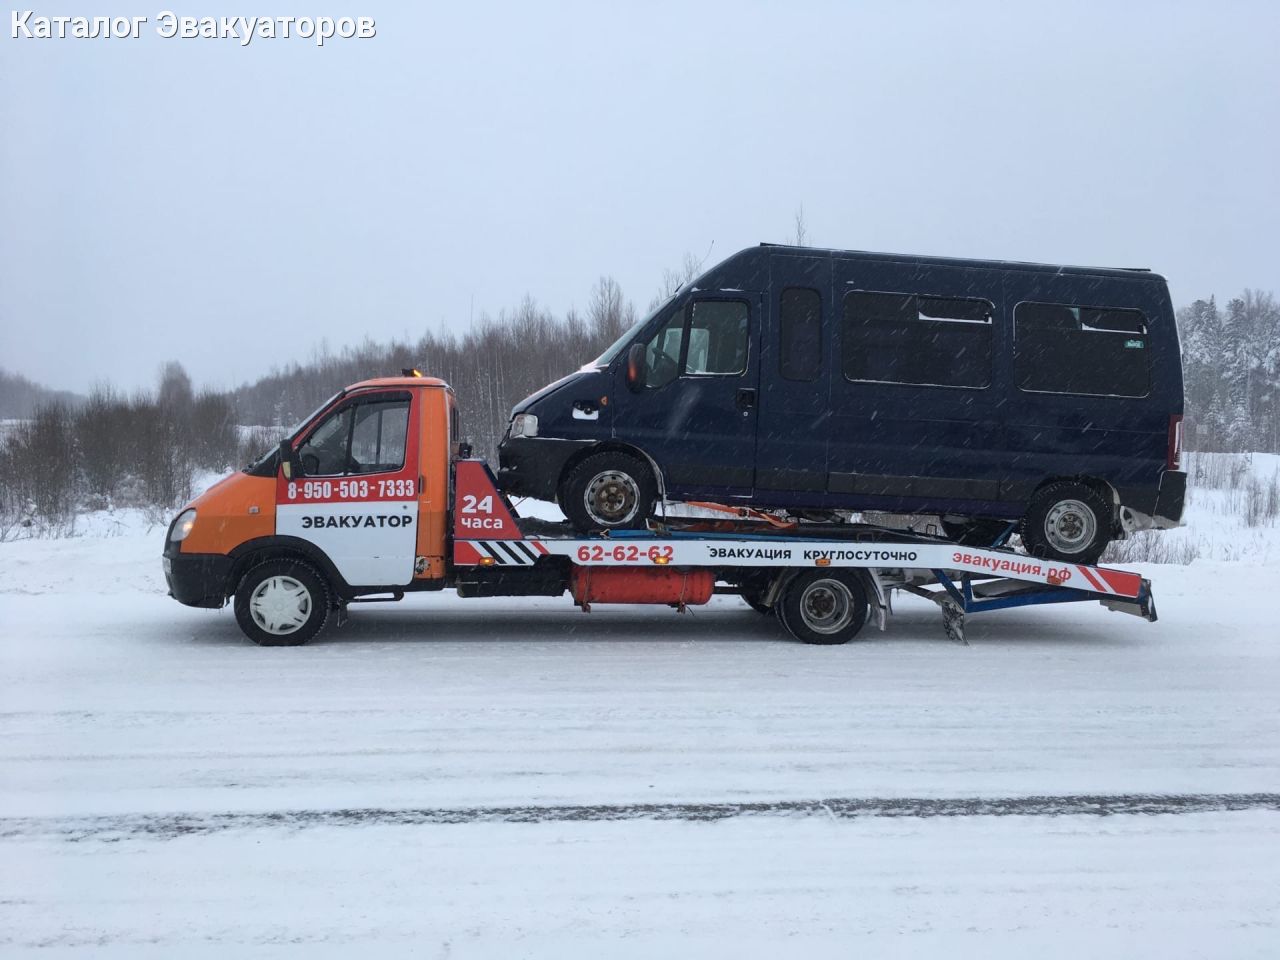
[2,471,1279,956]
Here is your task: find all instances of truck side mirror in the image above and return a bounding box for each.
[625,343,646,393]
[278,439,302,479]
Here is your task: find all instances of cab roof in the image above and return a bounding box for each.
[346,375,450,391]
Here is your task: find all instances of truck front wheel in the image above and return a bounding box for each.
[560,452,657,533]
[233,559,331,646]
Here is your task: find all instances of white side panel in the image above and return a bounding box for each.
[277,501,416,587]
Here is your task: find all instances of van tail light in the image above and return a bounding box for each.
[1167,415,1184,471]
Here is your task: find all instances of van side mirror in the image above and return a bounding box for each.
[625,343,646,393]
[278,439,301,479]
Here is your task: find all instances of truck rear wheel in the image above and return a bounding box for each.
[233,559,330,646]
[560,452,657,533]
[1020,482,1112,565]
[778,571,869,645]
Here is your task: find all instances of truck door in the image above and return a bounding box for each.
[613,293,761,500]
[276,389,420,587]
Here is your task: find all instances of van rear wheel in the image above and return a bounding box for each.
[1020,482,1112,565]
[233,559,330,646]
[560,452,657,533]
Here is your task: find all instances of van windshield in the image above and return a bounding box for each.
[589,294,677,368]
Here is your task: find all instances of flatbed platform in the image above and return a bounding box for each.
[451,460,1156,645]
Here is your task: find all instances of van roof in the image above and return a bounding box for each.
[755,243,1165,282]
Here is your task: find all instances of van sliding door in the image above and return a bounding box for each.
[827,261,1007,515]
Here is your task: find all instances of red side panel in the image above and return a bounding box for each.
[453,460,524,540]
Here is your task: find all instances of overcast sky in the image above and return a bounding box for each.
[2,0,1277,393]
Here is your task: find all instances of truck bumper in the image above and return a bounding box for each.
[496,436,594,501]
[163,548,233,608]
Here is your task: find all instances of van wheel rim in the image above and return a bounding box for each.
[799,579,855,635]
[1044,499,1097,553]
[249,576,312,635]
[584,470,640,525]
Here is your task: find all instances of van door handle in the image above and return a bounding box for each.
[736,388,756,414]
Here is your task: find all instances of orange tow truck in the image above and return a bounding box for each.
[163,374,1157,646]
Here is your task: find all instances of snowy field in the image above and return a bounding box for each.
[2,471,1279,956]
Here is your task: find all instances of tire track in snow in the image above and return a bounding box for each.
[4,793,1279,842]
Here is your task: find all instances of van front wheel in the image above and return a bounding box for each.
[560,452,657,533]
[1020,482,1112,565]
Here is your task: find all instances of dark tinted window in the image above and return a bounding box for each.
[842,292,992,388]
[1014,302,1150,397]
[780,287,822,382]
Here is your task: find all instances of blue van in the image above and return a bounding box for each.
[497,244,1186,563]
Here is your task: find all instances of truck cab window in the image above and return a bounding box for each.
[349,401,409,473]
[297,397,410,476]
[297,407,354,476]
[686,300,749,375]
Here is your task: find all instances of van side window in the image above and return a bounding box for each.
[1015,303,1150,397]
[842,292,991,389]
[686,300,749,375]
[298,396,410,476]
[643,306,685,389]
[780,287,822,382]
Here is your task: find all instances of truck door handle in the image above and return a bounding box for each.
[736,388,756,413]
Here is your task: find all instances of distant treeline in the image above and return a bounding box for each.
[230,276,639,462]
[2,268,1277,537]
[0,369,83,419]
[1178,291,1280,452]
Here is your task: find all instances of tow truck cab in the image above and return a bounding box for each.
[163,376,459,615]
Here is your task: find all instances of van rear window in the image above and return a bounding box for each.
[842,292,992,389]
[1014,302,1150,397]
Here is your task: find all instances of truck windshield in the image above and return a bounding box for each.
[589,293,678,368]
[242,390,345,472]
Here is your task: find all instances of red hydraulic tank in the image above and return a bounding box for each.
[569,566,715,606]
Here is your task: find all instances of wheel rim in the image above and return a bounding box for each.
[584,470,641,525]
[1043,499,1097,554]
[249,575,312,635]
[798,578,856,635]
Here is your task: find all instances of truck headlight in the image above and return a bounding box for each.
[170,508,197,542]
[510,414,539,439]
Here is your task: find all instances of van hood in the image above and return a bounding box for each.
[509,368,591,417]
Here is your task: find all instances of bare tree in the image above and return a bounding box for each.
[793,204,807,246]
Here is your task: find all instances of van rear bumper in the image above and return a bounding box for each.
[497,436,594,501]
[1119,469,1186,531]
[163,549,232,608]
